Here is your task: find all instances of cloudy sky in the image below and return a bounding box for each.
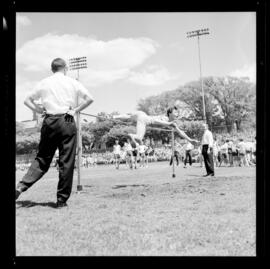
[16,12,256,122]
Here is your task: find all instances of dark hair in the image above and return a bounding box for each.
[51,58,67,73]
[166,106,177,118]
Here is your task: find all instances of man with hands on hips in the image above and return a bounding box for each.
[201,123,215,177]
[16,58,94,208]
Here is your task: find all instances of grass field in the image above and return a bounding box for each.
[16,162,256,256]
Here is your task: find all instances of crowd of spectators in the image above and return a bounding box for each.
[16,131,256,170]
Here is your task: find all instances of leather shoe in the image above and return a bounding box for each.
[56,201,68,208]
[203,173,215,177]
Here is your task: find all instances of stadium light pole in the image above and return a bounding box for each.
[187,28,210,123]
[68,56,87,192]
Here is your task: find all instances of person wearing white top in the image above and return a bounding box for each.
[113,101,199,146]
[212,140,220,167]
[138,142,147,167]
[132,142,140,169]
[227,139,234,166]
[183,140,194,168]
[123,139,134,169]
[16,58,94,207]
[219,140,229,166]
[237,139,249,167]
[113,139,122,169]
[201,123,214,176]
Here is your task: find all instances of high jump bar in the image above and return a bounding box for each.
[80,112,175,132]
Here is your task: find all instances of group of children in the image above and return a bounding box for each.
[113,138,153,169]
[193,137,256,168]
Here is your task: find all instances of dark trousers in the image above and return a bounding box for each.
[184,150,192,166]
[202,145,214,175]
[17,114,77,203]
[170,151,179,166]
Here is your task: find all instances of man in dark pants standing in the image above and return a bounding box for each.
[183,140,194,168]
[15,58,94,208]
[201,123,215,177]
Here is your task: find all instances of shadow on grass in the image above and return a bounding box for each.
[16,200,57,208]
[112,184,149,189]
[187,174,205,178]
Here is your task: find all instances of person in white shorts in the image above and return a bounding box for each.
[113,100,199,146]
[123,138,134,169]
[212,139,220,168]
[113,139,122,169]
[138,140,148,167]
[237,138,249,167]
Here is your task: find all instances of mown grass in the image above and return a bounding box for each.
[16,162,256,256]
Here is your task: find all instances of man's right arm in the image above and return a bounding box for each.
[24,96,44,114]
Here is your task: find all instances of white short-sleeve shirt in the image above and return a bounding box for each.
[113,144,121,154]
[201,130,214,148]
[26,72,93,115]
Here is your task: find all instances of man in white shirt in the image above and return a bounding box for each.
[201,123,214,176]
[16,58,94,207]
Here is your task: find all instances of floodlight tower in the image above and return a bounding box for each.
[68,56,87,192]
[186,28,210,123]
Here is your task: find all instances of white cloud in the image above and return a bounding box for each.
[230,63,256,83]
[17,15,32,27]
[16,33,159,86]
[128,65,181,86]
[16,77,39,121]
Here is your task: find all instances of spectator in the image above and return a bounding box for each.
[227,139,234,167]
[183,140,194,168]
[237,138,249,167]
[219,139,229,167]
[201,123,214,176]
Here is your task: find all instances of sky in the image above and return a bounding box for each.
[16,12,256,122]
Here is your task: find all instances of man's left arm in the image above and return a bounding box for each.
[208,131,214,154]
[67,88,94,117]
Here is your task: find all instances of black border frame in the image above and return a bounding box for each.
[3,0,269,265]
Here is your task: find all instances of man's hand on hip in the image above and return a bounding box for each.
[34,104,46,114]
[66,109,76,117]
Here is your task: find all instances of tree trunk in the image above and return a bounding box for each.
[236,119,241,131]
[226,120,233,133]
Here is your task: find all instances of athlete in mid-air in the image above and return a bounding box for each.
[113,100,199,145]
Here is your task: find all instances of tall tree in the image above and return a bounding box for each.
[206,76,256,132]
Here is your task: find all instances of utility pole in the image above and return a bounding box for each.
[187,28,210,123]
[68,56,87,192]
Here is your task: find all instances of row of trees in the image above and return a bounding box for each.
[16,76,256,154]
[137,76,256,133]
